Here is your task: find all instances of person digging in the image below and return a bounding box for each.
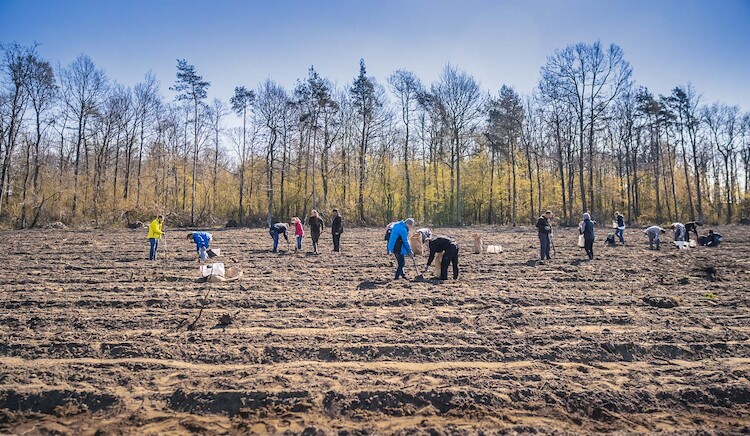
[387,218,415,279]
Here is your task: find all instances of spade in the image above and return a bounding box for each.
[412,256,426,282]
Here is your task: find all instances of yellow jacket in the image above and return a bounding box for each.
[148,218,163,239]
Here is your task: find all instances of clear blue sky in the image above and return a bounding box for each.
[2,0,749,115]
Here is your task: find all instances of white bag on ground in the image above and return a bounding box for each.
[486,245,503,253]
[201,262,225,280]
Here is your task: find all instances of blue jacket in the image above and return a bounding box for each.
[387,221,412,255]
[192,232,212,250]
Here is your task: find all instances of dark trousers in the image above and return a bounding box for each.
[333,233,341,252]
[539,233,551,260]
[441,244,460,280]
[270,230,280,252]
[394,253,406,279]
[584,238,594,259]
[648,233,661,249]
[311,232,320,253]
[149,238,159,260]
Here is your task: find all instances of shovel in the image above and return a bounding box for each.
[411,256,426,281]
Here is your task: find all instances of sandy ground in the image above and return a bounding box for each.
[1,224,749,435]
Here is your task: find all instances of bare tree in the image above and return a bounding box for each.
[59,54,108,217]
[230,86,255,224]
[255,79,288,225]
[20,50,57,227]
[134,72,160,207]
[388,69,424,218]
[431,64,482,224]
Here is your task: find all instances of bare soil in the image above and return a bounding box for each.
[1,225,749,434]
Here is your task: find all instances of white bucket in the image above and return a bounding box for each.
[486,245,503,253]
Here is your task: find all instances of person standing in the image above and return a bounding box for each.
[331,209,343,252]
[308,210,324,254]
[579,212,596,260]
[425,235,460,281]
[387,218,415,279]
[644,225,666,250]
[269,222,290,253]
[535,210,553,262]
[614,211,626,244]
[187,231,213,260]
[147,215,164,261]
[292,217,304,252]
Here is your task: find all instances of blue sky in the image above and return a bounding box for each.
[2,0,748,115]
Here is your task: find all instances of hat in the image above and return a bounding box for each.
[583,213,591,220]
[405,218,415,227]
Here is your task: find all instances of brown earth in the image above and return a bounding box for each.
[1,225,749,434]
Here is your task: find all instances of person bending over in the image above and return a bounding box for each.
[644,225,665,250]
[187,231,213,260]
[425,236,460,281]
[684,221,701,242]
[269,222,290,253]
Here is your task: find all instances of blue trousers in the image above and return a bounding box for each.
[270,230,279,252]
[394,253,406,279]
[615,228,625,243]
[149,238,158,260]
[296,235,303,250]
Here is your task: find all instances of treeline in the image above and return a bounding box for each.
[0,40,748,229]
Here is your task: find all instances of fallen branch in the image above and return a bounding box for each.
[186,289,212,331]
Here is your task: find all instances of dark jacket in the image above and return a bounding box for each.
[616,215,625,228]
[706,232,723,247]
[535,217,551,235]
[331,215,343,235]
[426,236,457,267]
[309,216,324,235]
[582,218,595,241]
[270,223,289,242]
